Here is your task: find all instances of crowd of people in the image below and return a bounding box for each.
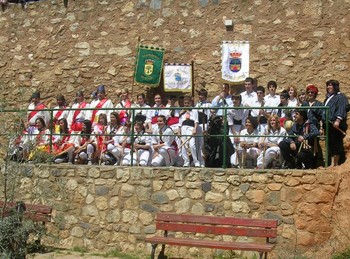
[8,78,349,169]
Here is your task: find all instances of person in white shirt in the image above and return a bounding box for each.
[27,91,50,134]
[67,90,90,132]
[151,115,177,166]
[115,88,132,126]
[87,85,114,125]
[179,96,204,167]
[131,93,151,127]
[231,116,260,168]
[240,77,258,108]
[264,81,280,117]
[250,86,268,135]
[257,114,286,169]
[122,121,152,166]
[52,94,69,134]
[227,93,248,153]
[211,83,232,116]
[287,86,299,107]
[147,93,167,133]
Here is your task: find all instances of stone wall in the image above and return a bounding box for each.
[2,163,343,258]
[0,0,349,107]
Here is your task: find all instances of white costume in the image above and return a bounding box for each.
[257,127,286,169]
[101,125,124,164]
[27,102,50,133]
[178,109,204,167]
[264,94,280,116]
[231,128,260,168]
[211,95,232,116]
[240,91,258,108]
[87,98,114,124]
[122,130,151,166]
[151,125,177,166]
[67,101,90,131]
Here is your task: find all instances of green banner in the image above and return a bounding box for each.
[134,45,165,86]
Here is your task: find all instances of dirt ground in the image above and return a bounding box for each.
[30,252,123,258]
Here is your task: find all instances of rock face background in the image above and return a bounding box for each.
[0,0,349,107]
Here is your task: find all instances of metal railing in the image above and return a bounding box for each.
[0,105,329,168]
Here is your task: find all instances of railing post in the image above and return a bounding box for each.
[222,107,227,169]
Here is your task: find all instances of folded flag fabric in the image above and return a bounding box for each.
[163,63,192,92]
[221,41,250,82]
[134,45,165,86]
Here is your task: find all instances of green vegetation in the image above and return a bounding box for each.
[332,247,350,259]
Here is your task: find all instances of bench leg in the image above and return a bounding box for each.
[151,244,157,259]
[259,251,268,259]
[158,244,167,259]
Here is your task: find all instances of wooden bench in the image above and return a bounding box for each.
[145,213,278,259]
[0,200,52,223]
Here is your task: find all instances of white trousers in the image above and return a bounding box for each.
[256,146,282,169]
[151,146,176,166]
[122,149,150,166]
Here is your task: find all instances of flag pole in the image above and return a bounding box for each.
[191,60,195,99]
[132,36,141,99]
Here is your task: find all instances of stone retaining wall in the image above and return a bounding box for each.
[1,164,341,258]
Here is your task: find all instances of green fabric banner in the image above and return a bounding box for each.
[134,45,165,86]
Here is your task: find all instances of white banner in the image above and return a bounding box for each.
[221,41,250,82]
[163,63,192,92]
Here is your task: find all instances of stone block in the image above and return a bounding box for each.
[166,189,179,200]
[239,183,250,193]
[205,191,224,203]
[212,182,229,192]
[306,188,334,203]
[151,192,169,204]
[189,189,203,199]
[201,182,211,192]
[175,198,191,214]
[297,231,315,246]
[191,202,205,215]
[246,190,265,204]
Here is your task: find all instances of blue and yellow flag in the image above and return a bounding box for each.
[134,45,165,86]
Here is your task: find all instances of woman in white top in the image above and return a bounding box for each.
[122,121,151,166]
[115,89,132,125]
[231,116,260,168]
[288,86,299,107]
[257,114,287,169]
[100,112,124,165]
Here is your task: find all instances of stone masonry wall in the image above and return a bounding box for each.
[2,164,342,258]
[0,0,349,108]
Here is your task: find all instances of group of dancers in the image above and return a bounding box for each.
[9,78,348,168]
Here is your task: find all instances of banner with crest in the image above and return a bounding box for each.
[163,63,192,92]
[221,41,250,82]
[134,45,165,86]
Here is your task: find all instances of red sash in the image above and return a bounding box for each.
[167,117,179,126]
[54,107,67,124]
[72,102,87,122]
[91,99,108,122]
[28,103,46,122]
[36,129,47,144]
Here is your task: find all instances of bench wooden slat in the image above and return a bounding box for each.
[156,222,277,238]
[0,201,52,223]
[146,236,274,252]
[156,213,277,228]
